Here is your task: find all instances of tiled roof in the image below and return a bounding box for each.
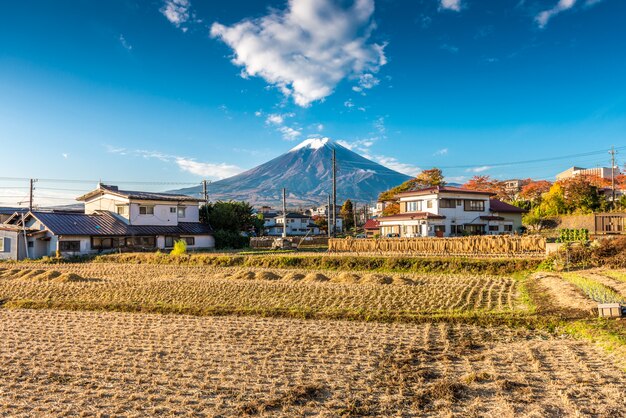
[489,199,527,214]
[363,219,380,229]
[396,186,496,197]
[29,211,212,236]
[378,212,445,221]
[77,184,202,202]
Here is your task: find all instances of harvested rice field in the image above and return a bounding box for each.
[0,264,521,318]
[1,309,625,417]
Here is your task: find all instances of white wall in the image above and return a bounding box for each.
[0,230,18,260]
[128,201,199,226]
[84,194,129,216]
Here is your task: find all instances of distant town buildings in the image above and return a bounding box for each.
[556,166,620,181]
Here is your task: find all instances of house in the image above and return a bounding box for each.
[503,179,527,198]
[377,186,526,238]
[363,219,380,238]
[263,212,321,236]
[0,208,26,223]
[556,166,620,181]
[0,184,214,260]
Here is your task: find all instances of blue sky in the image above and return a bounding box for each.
[1,0,625,206]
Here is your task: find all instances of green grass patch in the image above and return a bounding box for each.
[562,273,625,304]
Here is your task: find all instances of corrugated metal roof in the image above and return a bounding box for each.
[31,211,212,236]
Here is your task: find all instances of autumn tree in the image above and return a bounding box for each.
[538,183,567,216]
[378,168,445,201]
[381,202,400,216]
[519,180,552,206]
[340,199,355,231]
[462,176,508,200]
[559,175,601,214]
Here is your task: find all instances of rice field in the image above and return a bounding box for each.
[0,263,520,318]
[1,309,624,417]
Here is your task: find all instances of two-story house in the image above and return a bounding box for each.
[1,184,214,260]
[377,186,525,238]
[263,212,321,236]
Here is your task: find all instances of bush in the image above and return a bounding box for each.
[170,240,187,256]
[556,228,589,243]
[214,230,250,249]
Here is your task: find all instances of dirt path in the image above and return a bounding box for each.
[532,272,597,314]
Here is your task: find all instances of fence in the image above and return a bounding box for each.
[250,236,330,249]
[328,236,546,256]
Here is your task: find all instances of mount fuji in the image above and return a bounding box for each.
[172,138,413,207]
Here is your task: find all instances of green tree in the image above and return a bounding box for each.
[340,199,355,231]
[199,201,261,248]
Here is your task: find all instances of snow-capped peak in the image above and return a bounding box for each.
[290,137,330,152]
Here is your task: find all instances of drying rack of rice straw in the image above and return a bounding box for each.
[328,235,546,257]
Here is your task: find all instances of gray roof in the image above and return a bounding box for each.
[77,184,202,203]
[29,211,212,236]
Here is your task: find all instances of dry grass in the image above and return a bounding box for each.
[0,309,624,417]
[0,264,521,318]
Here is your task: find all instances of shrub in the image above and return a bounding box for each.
[214,230,250,250]
[170,240,187,256]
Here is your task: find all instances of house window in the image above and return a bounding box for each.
[503,224,513,232]
[0,238,5,252]
[59,241,81,252]
[165,236,178,247]
[464,224,486,235]
[434,225,446,233]
[452,225,464,235]
[177,207,186,218]
[464,200,485,211]
[406,201,420,212]
[427,200,433,209]
[139,206,154,215]
[116,205,128,216]
[440,199,455,208]
[170,207,176,214]
[27,241,34,248]
[489,225,499,232]
[91,237,121,250]
[182,237,195,246]
[456,200,463,206]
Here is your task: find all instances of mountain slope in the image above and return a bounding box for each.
[174,138,412,207]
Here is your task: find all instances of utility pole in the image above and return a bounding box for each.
[609,146,617,208]
[29,179,36,211]
[202,179,210,223]
[332,147,337,237]
[327,194,331,238]
[353,202,357,235]
[282,187,287,238]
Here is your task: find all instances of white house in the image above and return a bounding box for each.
[1,184,214,260]
[263,212,321,236]
[377,186,525,238]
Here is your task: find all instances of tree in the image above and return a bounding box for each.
[519,180,552,206]
[340,199,355,231]
[559,175,601,214]
[538,183,567,216]
[312,215,328,233]
[381,202,400,216]
[523,207,546,232]
[462,176,508,200]
[378,168,445,201]
[199,201,261,248]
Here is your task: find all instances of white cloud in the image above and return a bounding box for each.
[440,0,462,12]
[119,34,132,51]
[466,166,492,173]
[352,73,380,92]
[279,126,302,141]
[210,0,387,107]
[62,153,69,159]
[535,0,577,28]
[106,146,241,180]
[316,124,324,131]
[175,158,242,179]
[266,114,285,125]
[372,155,421,177]
[433,148,448,156]
[344,99,355,108]
[161,0,192,29]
